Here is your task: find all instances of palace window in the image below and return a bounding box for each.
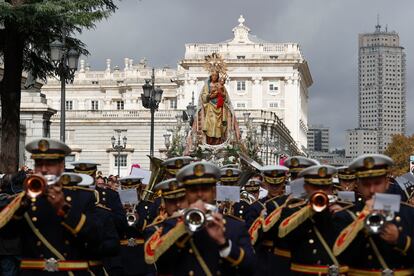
[237,56,245,60]
[268,81,279,94]
[65,100,73,111]
[114,154,128,167]
[237,81,246,91]
[268,101,279,108]
[91,100,99,110]
[116,100,125,110]
[170,98,177,109]
[236,102,247,108]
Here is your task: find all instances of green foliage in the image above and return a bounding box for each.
[0,0,118,80]
[384,134,414,176]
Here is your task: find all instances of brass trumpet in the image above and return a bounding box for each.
[23,174,59,198]
[183,203,218,233]
[309,192,337,212]
[240,190,256,205]
[364,210,394,234]
[124,204,138,227]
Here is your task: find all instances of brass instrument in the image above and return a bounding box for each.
[309,192,337,213]
[141,156,165,201]
[183,203,218,233]
[125,204,138,227]
[240,190,256,205]
[23,174,59,198]
[364,210,394,234]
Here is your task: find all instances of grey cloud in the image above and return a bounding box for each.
[77,0,414,148]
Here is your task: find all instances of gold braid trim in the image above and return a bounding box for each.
[278,205,313,238]
[333,206,370,256]
[304,178,332,185]
[225,247,245,267]
[183,178,217,185]
[356,169,387,178]
[31,153,65,159]
[264,176,285,185]
[262,199,290,232]
[248,216,263,245]
[338,174,356,180]
[61,214,87,235]
[0,192,25,229]
[144,220,187,264]
[162,188,186,197]
[73,169,96,175]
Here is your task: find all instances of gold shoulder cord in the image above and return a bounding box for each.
[368,236,389,270]
[24,213,75,276]
[189,238,213,276]
[311,219,339,266]
[345,209,389,269]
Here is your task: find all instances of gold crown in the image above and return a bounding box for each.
[226,169,233,176]
[203,53,228,78]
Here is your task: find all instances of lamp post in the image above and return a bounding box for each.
[111,129,127,177]
[50,35,80,142]
[141,68,163,157]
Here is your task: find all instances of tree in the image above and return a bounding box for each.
[0,0,117,173]
[384,134,414,176]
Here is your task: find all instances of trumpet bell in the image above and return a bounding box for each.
[184,208,206,233]
[24,175,47,198]
[310,192,329,212]
[365,212,385,234]
[126,212,137,226]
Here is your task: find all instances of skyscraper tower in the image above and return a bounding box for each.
[358,19,406,153]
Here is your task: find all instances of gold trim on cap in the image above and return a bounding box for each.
[31,153,65,160]
[264,176,286,185]
[183,177,216,186]
[73,169,96,176]
[356,169,387,178]
[220,176,240,182]
[304,178,332,185]
[338,174,356,180]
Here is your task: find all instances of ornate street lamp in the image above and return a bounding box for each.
[164,133,171,150]
[141,68,163,157]
[185,91,196,126]
[111,129,127,177]
[50,36,80,142]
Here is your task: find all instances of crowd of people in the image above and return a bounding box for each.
[0,137,413,276]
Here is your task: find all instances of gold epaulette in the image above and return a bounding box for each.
[225,214,244,222]
[278,205,313,238]
[0,192,25,229]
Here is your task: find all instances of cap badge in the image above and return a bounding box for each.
[363,157,375,169]
[169,181,178,191]
[271,170,278,177]
[175,159,184,168]
[291,158,299,167]
[79,164,87,171]
[61,174,71,185]
[38,139,49,152]
[194,164,205,177]
[318,167,327,177]
[226,169,233,176]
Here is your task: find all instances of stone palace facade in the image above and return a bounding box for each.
[30,16,312,176]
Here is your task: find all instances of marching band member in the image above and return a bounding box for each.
[144,161,256,275]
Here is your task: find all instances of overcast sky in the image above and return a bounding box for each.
[77,0,414,149]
